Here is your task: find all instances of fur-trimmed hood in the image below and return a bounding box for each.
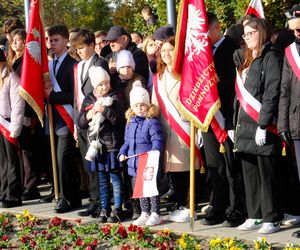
[125,104,160,122]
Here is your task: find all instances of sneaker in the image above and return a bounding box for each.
[258,222,280,234]
[238,218,263,231]
[281,213,300,226]
[201,204,213,214]
[133,212,150,226]
[168,207,197,223]
[146,212,162,226]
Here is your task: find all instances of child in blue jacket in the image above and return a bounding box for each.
[119,86,164,226]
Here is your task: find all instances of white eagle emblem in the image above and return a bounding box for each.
[185,4,209,62]
[26,28,41,65]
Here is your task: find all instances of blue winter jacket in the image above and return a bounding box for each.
[119,111,164,177]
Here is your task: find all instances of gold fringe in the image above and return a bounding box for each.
[179,98,221,132]
[200,166,205,174]
[219,144,225,153]
[282,146,286,156]
[19,87,44,127]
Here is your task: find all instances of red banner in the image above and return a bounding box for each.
[174,0,220,132]
[245,0,265,18]
[20,0,49,126]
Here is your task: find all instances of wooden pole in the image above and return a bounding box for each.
[189,121,195,231]
[47,103,59,200]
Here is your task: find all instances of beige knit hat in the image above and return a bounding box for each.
[88,66,110,88]
[129,86,150,108]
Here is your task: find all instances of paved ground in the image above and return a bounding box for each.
[0,186,299,248]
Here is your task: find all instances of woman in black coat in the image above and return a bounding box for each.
[233,18,283,234]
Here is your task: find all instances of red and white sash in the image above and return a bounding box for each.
[74,61,85,112]
[49,60,74,134]
[235,69,277,134]
[210,112,228,145]
[285,42,300,82]
[0,116,18,145]
[153,73,202,162]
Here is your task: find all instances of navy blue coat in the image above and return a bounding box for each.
[119,111,164,177]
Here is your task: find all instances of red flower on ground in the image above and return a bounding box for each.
[1,235,8,241]
[75,238,84,246]
[117,224,128,238]
[101,224,112,235]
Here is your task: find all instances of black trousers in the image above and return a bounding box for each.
[56,133,80,205]
[202,129,244,214]
[0,133,22,201]
[77,128,99,202]
[240,153,283,222]
[19,126,39,190]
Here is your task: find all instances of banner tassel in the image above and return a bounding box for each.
[200,166,205,174]
[219,144,225,153]
[282,146,286,156]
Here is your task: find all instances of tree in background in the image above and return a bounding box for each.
[111,0,180,36]
[205,0,298,31]
[0,0,24,30]
[43,0,112,31]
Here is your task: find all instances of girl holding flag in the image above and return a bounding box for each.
[119,86,164,226]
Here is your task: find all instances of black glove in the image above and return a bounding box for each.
[279,131,293,146]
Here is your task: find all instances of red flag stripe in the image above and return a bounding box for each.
[132,152,148,198]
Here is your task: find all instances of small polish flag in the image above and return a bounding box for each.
[245,0,265,18]
[132,151,160,198]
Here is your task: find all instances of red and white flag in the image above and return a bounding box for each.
[245,0,265,18]
[132,151,160,198]
[173,0,220,132]
[20,0,49,126]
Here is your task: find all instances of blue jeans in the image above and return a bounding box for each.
[98,169,122,209]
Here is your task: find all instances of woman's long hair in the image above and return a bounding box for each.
[239,18,271,74]
[156,36,175,80]
[6,29,26,68]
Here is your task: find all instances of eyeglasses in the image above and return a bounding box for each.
[242,30,258,39]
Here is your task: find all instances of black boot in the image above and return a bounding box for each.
[132,199,141,220]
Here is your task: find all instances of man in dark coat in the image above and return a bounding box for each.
[278,4,300,238]
[73,29,109,217]
[103,25,149,82]
[200,12,245,227]
[44,24,81,213]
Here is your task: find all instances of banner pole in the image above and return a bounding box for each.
[189,121,195,231]
[47,103,59,200]
[24,0,30,31]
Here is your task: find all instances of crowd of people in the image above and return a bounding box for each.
[0,3,300,237]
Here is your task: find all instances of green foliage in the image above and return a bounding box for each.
[0,0,24,33]
[43,0,112,31]
[205,0,299,30]
[111,0,180,37]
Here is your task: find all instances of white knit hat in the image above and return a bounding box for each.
[116,50,135,72]
[130,86,150,108]
[88,66,110,88]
